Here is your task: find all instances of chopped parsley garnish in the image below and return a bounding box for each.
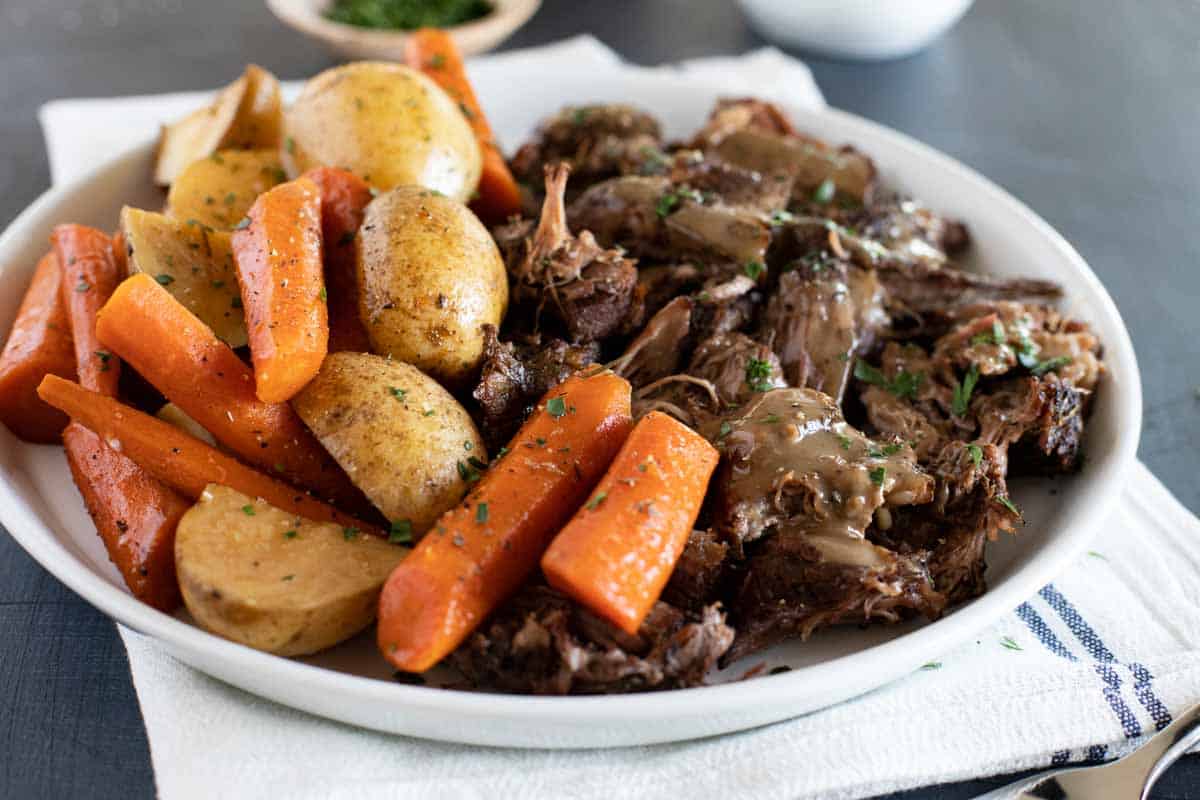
[585,492,607,510]
[457,460,483,484]
[1088,550,1108,561]
[388,386,407,401]
[763,413,782,424]
[854,360,923,400]
[241,504,255,516]
[476,502,489,524]
[154,273,175,286]
[285,136,295,154]
[811,178,836,205]
[546,396,567,418]
[318,287,327,302]
[423,409,435,417]
[718,421,733,439]
[75,280,91,293]
[283,529,297,539]
[223,192,237,206]
[869,466,886,486]
[95,351,112,372]
[343,527,359,540]
[995,495,1021,516]
[867,442,903,458]
[429,53,446,69]
[744,260,766,280]
[463,441,473,451]
[281,574,295,582]
[966,443,984,468]
[210,279,225,288]
[233,217,251,230]
[230,296,243,309]
[1030,355,1072,375]
[745,358,774,392]
[920,662,942,671]
[388,519,413,544]
[837,434,852,451]
[769,209,795,226]
[1000,636,1023,651]
[971,319,1006,347]
[654,187,704,218]
[952,364,980,416]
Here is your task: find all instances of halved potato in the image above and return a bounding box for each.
[154,64,283,186]
[283,62,481,200]
[291,352,485,535]
[176,484,408,656]
[120,207,247,347]
[166,149,286,229]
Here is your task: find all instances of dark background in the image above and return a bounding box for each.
[1,1,1197,797]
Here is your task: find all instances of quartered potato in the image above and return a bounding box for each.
[292,352,485,536]
[119,206,247,347]
[283,62,481,200]
[357,186,507,384]
[176,485,408,657]
[154,64,283,186]
[165,149,286,229]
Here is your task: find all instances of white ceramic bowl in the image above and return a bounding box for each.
[736,0,976,61]
[0,69,1140,748]
[266,0,542,60]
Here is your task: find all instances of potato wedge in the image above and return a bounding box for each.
[166,149,287,230]
[119,207,247,347]
[176,484,408,656]
[154,64,283,186]
[292,352,485,535]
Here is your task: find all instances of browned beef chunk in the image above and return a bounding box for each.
[979,375,1087,475]
[569,175,771,265]
[845,195,971,259]
[879,261,1062,331]
[874,440,1020,603]
[690,97,801,148]
[510,104,663,195]
[662,529,730,611]
[688,332,785,408]
[666,150,794,215]
[473,327,599,451]
[611,296,693,389]
[451,585,733,694]
[725,535,943,663]
[509,164,641,343]
[710,388,942,659]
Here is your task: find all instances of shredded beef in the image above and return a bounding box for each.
[451,585,733,694]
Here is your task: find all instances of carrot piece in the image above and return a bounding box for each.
[63,423,189,610]
[52,225,190,610]
[302,167,372,353]
[0,252,77,442]
[53,224,123,395]
[404,29,522,224]
[231,176,327,403]
[378,368,633,672]
[95,273,367,511]
[541,411,720,634]
[37,374,381,537]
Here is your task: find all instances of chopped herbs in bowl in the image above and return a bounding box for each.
[324,0,492,30]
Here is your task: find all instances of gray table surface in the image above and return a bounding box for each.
[2,1,1197,798]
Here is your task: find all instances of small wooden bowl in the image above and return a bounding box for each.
[266,0,542,60]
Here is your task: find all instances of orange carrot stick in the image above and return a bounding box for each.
[302,167,372,353]
[0,252,77,443]
[38,374,381,537]
[231,176,327,403]
[404,29,522,224]
[95,273,367,512]
[378,368,633,672]
[53,225,190,611]
[54,224,123,395]
[63,424,190,610]
[541,411,720,634]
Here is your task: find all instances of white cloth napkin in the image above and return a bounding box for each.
[39,37,1200,800]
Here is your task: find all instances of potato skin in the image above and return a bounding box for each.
[291,352,485,535]
[283,62,481,201]
[176,485,407,657]
[357,186,507,384]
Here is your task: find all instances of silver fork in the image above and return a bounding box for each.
[972,701,1200,799]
